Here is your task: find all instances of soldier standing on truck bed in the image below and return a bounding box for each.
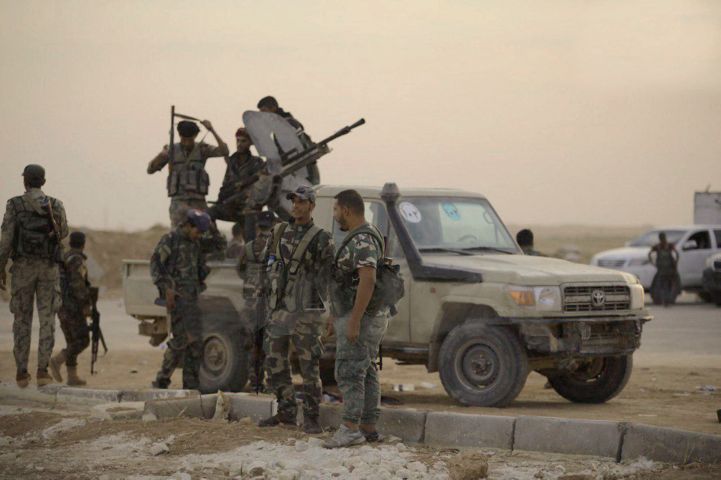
[150,209,225,390]
[0,164,68,388]
[147,119,229,227]
[324,189,390,448]
[237,210,275,392]
[257,186,334,434]
[50,231,92,386]
[207,127,265,240]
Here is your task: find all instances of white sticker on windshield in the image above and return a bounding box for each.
[399,202,422,223]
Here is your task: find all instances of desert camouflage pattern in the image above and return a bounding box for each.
[58,249,91,367]
[155,293,202,389]
[331,224,381,316]
[169,197,209,228]
[264,313,324,420]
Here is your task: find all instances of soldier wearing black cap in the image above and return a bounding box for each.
[147,119,229,227]
[50,231,92,386]
[0,164,68,388]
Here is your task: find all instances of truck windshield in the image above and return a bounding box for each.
[628,229,685,247]
[399,197,519,253]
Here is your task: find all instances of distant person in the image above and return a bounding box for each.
[649,232,679,306]
[225,223,245,259]
[517,229,544,256]
[0,164,68,388]
[147,119,229,227]
[50,231,91,386]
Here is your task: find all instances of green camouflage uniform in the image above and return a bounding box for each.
[0,189,68,375]
[57,249,91,367]
[264,221,333,421]
[237,229,272,389]
[332,223,388,426]
[147,142,229,227]
[150,227,225,389]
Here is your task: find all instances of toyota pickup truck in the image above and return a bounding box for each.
[124,183,651,406]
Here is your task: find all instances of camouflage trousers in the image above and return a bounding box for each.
[169,197,208,228]
[334,313,389,425]
[155,293,203,389]
[264,311,324,420]
[57,307,90,367]
[9,258,60,374]
[244,303,268,391]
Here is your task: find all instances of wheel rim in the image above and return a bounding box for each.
[455,340,500,390]
[203,335,229,376]
[566,358,606,384]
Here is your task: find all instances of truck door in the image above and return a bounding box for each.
[678,229,713,287]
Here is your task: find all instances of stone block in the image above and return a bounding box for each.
[377,408,427,444]
[227,393,276,422]
[144,393,218,419]
[425,412,515,450]
[621,423,721,464]
[514,416,622,459]
[57,387,121,404]
[119,389,198,402]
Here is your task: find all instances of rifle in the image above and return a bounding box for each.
[253,285,266,394]
[89,286,108,375]
[44,199,63,263]
[210,118,366,208]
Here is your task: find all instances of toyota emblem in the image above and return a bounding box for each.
[591,289,606,308]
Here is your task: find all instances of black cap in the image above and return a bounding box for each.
[257,96,279,110]
[177,121,200,137]
[69,231,86,248]
[22,164,45,181]
[286,185,316,203]
[257,211,276,228]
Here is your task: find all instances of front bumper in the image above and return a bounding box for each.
[702,268,721,293]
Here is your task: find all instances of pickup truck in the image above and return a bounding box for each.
[124,183,651,407]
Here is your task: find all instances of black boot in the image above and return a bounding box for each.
[258,413,296,427]
[303,416,322,434]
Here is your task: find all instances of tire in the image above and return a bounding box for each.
[549,355,632,404]
[438,323,528,407]
[698,291,713,303]
[199,328,249,394]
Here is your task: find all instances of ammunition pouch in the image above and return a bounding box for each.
[11,197,60,260]
[167,143,210,198]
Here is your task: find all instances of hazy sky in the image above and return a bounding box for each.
[1,0,719,230]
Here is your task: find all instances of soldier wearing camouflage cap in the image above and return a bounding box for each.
[0,164,68,388]
[150,209,226,389]
[258,186,334,433]
[147,119,229,227]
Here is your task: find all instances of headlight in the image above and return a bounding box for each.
[629,284,645,309]
[627,258,650,267]
[507,286,562,311]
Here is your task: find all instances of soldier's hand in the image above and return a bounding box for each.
[325,316,335,338]
[0,271,6,290]
[82,305,91,317]
[165,288,176,311]
[201,119,213,131]
[346,317,360,343]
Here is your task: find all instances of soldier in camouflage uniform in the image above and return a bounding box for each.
[147,120,229,227]
[237,211,275,391]
[324,189,389,448]
[0,164,68,388]
[150,209,223,390]
[50,231,92,386]
[516,229,544,256]
[258,186,334,434]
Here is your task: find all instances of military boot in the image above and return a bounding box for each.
[49,351,67,383]
[36,369,54,387]
[16,371,31,389]
[258,412,296,428]
[66,366,87,386]
[303,416,323,434]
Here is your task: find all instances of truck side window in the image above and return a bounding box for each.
[684,230,711,250]
[715,230,721,249]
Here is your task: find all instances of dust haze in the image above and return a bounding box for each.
[1,0,719,230]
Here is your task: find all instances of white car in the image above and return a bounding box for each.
[591,225,721,290]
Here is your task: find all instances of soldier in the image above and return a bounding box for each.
[225,223,245,259]
[208,127,265,240]
[324,189,388,448]
[50,231,91,385]
[649,232,680,307]
[258,186,334,434]
[0,164,68,388]
[237,211,275,391]
[150,209,221,390]
[147,119,229,227]
[517,229,544,256]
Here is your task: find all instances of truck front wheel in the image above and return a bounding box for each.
[548,355,632,404]
[438,323,528,407]
[199,328,249,394]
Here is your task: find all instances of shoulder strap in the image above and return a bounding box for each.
[334,224,384,263]
[271,223,289,260]
[288,225,323,275]
[244,241,255,261]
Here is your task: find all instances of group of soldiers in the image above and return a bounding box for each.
[1,165,95,388]
[143,97,394,448]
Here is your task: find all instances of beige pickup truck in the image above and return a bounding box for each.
[124,183,651,406]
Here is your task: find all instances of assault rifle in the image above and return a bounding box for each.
[89,286,108,374]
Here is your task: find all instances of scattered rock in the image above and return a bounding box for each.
[149,442,170,456]
[419,382,437,389]
[447,451,489,480]
[246,461,267,476]
[142,412,158,422]
[559,474,595,480]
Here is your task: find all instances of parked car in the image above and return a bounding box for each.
[702,252,721,306]
[591,226,721,299]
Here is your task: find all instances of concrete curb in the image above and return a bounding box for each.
[226,393,276,422]
[425,411,515,450]
[621,423,721,464]
[0,383,196,407]
[513,416,623,459]
[144,394,218,419]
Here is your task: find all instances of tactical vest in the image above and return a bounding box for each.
[11,196,61,260]
[166,143,210,198]
[267,222,324,313]
[242,240,268,299]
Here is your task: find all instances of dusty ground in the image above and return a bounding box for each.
[1,400,720,480]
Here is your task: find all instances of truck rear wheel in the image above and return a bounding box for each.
[438,323,528,407]
[548,355,632,404]
[199,329,249,394]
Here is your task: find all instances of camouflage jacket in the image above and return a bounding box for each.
[217,151,265,204]
[150,227,226,294]
[0,188,68,271]
[265,220,334,314]
[332,223,382,315]
[238,230,272,293]
[60,248,91,310]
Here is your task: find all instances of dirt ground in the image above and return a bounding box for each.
[1,400,720,480]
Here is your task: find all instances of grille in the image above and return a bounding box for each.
[597,259,626,268]
[563,284,631,312]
